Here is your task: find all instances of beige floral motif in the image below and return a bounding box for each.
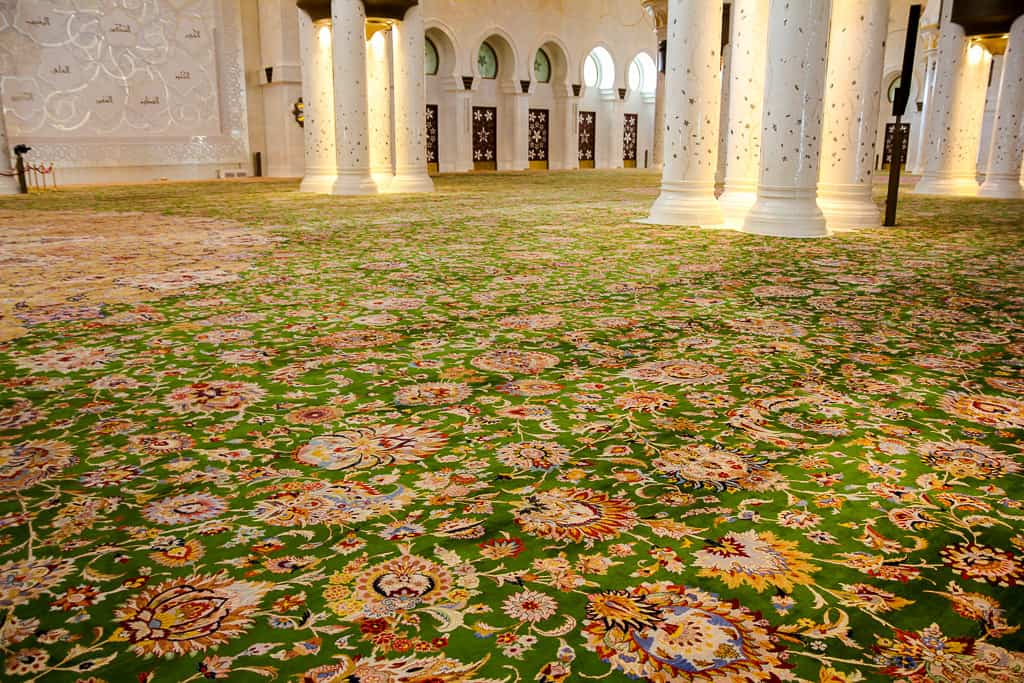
[111,573,270,657]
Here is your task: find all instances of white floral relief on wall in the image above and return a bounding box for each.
[0,0,248,168]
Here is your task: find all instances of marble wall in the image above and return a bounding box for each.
[1,0,249,184]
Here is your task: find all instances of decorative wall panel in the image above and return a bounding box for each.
[0,0,249,171]
[528,107,548,168]
[578,110,595,168]
[472,105,496,170]
[623,112,637,167]
[426,103,439,173]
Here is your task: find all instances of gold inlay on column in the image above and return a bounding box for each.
[365,18,393,40]
[972,33,1009,56]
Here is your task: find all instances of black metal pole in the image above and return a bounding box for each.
[882,3,921,227]
[884,117,903,226]
[13,146,28,194]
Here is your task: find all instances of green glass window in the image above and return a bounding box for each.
[478,42,498,79]
[534,49,551,83]
[887,76,901,103]
[425,37,439,75]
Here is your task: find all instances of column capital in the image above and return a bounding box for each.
[920,24,940,53]
[642,0,669,32]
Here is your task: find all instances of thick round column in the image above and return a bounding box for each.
[367,29,394,190]
[909,31,939,174]
[298,13,338,194]
[719,0,769,227]
[643,1,669,170]
[390,6,434,193]
[979,16,1024,198]
[817,0,889,230]
[715,40,731,187]
[652,65,666,170]
[642,0,724,226]
[742,0,831,238]
[913,3,991,196]
[330,0,377,195]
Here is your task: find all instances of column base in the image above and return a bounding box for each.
[742,196,828,238]
[332,172,379,196]
[387,173,435,193]
[372,173,394,193]
[299,174,337,194]
[913,175,978,196]
[718,188,757,229]
[817,196,881,231]
[978,175,1024,199]
[639,185,724,227]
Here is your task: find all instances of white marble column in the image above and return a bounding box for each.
[507,84,531,171]
[979,16,1024,199]
[298,14,338,193]
[0,89,18,195]
[715,38,731,187]
[600,89,625,169]
[367,29,394,190]
[641,0,724,226]
[330,0,377,195]
[742,0,831,238]
[909,32,939,174]
[643,1,669,170]
[817,0,889,230]
[913,2,991,196]
[390,5,435,193]
[451,80,475,172]
[719,0,768,227]
[554,88,580,170]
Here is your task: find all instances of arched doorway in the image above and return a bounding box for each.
[470,31,520,171]
[580,46,618,168]
[625,51,657,168]
[529,37,574,169]
[424,22,466,173]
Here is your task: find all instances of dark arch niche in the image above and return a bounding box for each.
[951,0,1024,36]
[296,0,419,21]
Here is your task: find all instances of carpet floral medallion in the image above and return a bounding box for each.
[0,173,1022,683]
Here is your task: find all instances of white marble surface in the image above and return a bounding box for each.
[0,89,18,193]
[914,0,990,196]
[390,5,434,192]
[367,28,395,190]
[298,14,337,193]
[0,0,248,179]
[719,0,768,227]
[818,0,889,230]
[330,0,376,195]
[742,0,831,238]
[979,15,1024,199]
[643,0,724,226]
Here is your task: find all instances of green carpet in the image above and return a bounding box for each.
[1,171,1022,682]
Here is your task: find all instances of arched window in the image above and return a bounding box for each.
[628,53,656,94]
[583,54,600,88]
[887,76,900,103]
[478,42,498,79]
[425,37,439,76]
[534,48,551,83]
[583,47,615,89]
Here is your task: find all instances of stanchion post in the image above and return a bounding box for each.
[13,144,29,194]
[883,4,920,227]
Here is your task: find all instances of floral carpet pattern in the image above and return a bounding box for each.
[0,172,1022,683]
[0,210,274,342]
